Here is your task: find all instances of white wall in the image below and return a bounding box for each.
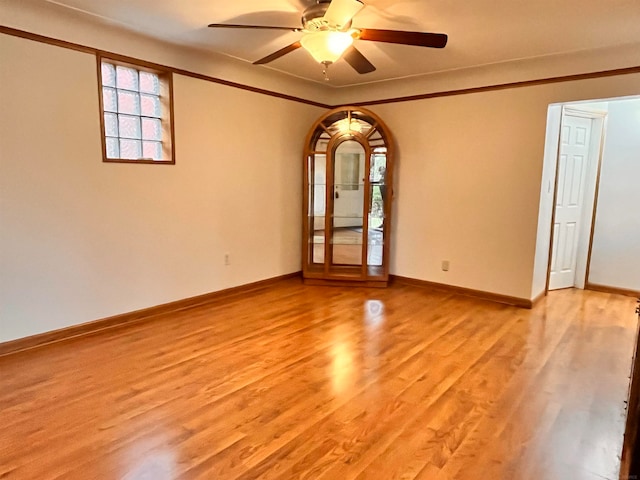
[589,98,640,290]
[0,34,322,342]
[370,75,640,300]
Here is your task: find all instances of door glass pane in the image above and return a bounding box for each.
[332,221,363,266]
[368,149,387,266]
[314,133,330,153]
[332,140,365,266]
[367,225,383,266]
[368,151,387,229]
[310,154,327,264]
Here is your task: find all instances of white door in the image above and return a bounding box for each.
[333,146,365,228]
[549,114,593,290]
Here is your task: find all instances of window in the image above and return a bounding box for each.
[98,56,174,164]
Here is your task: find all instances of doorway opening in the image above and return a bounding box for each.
[548,106,606,290]
[532,95,640,299]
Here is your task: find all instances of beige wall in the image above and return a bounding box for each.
[0,34,322,342]
[369,75,640,299]
[331,43,640,106]
[0,0,332,106]
[2,10,640,342]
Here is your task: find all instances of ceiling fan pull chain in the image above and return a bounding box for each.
[322,61,331,81]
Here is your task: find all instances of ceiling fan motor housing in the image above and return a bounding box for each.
[302,1,353,31]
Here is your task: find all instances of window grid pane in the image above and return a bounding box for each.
[141,117,162,141]
[118,115,142,140]
[106,137,120,158]
[104,112,118,137]
[117,90,140,115]
[139,71,160,94]
[101,63,116,88]
[102,87,117,113]
[140,94,162,118]
[143,141,162,160]
[120,139,142,159]
[116,66,139,91]
[101,61,168,162]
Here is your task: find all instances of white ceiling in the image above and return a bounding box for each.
[44,0,640,87]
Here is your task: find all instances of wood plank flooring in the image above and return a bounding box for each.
[0,280,637,479]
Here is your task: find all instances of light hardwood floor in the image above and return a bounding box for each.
[1,279,637,479]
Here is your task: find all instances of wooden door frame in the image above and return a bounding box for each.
[301,106,394,286]
[545,106,608,293]
[324,132,371,272]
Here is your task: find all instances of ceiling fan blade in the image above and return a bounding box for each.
[208,23,299,32]
[343,46,376,74]
[358,29,448,48]
[323,0,364,29]
[253,41,302,65]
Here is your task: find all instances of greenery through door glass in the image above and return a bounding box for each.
[369,153,387,229]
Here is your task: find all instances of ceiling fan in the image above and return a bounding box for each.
[208,0,448,80]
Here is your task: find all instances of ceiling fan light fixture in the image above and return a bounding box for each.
[208,0,449,77]
[323,0,364,30]
[300,31,354,64]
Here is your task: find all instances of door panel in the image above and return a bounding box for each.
[333,148,364,229]
[549,114,592,290]
[331,140,365,266]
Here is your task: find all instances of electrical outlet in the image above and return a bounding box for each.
[441,260,450,271]
[224,253,230,266]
